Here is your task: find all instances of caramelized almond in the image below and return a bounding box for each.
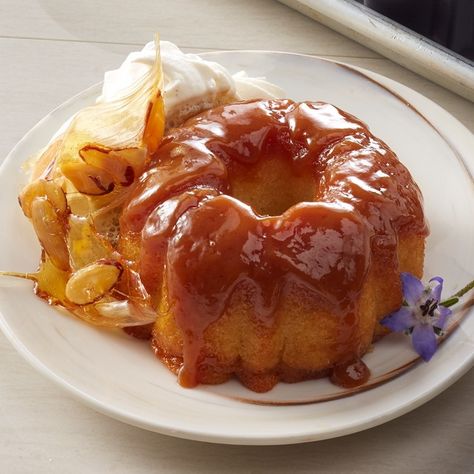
[80,145,142,187]
[30,197,69,271]
[61,161,115,196]
[93,300,157,324]
[65,260,122,305]
[19,179,67,218]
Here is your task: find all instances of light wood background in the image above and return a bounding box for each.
[1,1,473,473]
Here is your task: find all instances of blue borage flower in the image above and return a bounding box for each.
[381,273,474,361]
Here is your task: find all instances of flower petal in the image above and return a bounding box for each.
[436,305,452,330]
[401,272,425,305]
[381,306,417,332]
[429,276,444,303]
[412,324,438,361]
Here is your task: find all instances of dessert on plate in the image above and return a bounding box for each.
[11,38,428,393]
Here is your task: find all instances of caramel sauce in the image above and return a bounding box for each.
[330,359,371,388]
[120,99,427,390]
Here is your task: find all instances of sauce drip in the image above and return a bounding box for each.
[120,99,427,390]
[330,359,371,388]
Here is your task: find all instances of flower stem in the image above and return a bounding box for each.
[440,279,474,308]
[440,297,459,308]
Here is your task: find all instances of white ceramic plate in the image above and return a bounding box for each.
[0,51,473,445]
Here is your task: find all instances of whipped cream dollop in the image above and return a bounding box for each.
[100,41,285,127]
[51,41,285,141]
[233,71,286,101]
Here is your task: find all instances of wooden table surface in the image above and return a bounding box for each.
[1,1,473,472]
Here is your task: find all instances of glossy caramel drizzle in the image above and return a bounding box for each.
[120,99,427,388]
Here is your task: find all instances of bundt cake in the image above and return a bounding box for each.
[119,99,427,393]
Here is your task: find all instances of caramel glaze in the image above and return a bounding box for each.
[330,359,371,388]
[120,99,428,389]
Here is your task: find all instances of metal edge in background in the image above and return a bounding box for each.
[278,0,474,101]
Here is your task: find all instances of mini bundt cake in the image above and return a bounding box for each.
[119,99,427,392]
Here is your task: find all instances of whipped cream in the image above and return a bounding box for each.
[51,41,285,142]
[100,42,235,115]
[233,71,285,101]
[100,41,285,126]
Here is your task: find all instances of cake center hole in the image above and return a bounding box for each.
[229,156,315,216]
